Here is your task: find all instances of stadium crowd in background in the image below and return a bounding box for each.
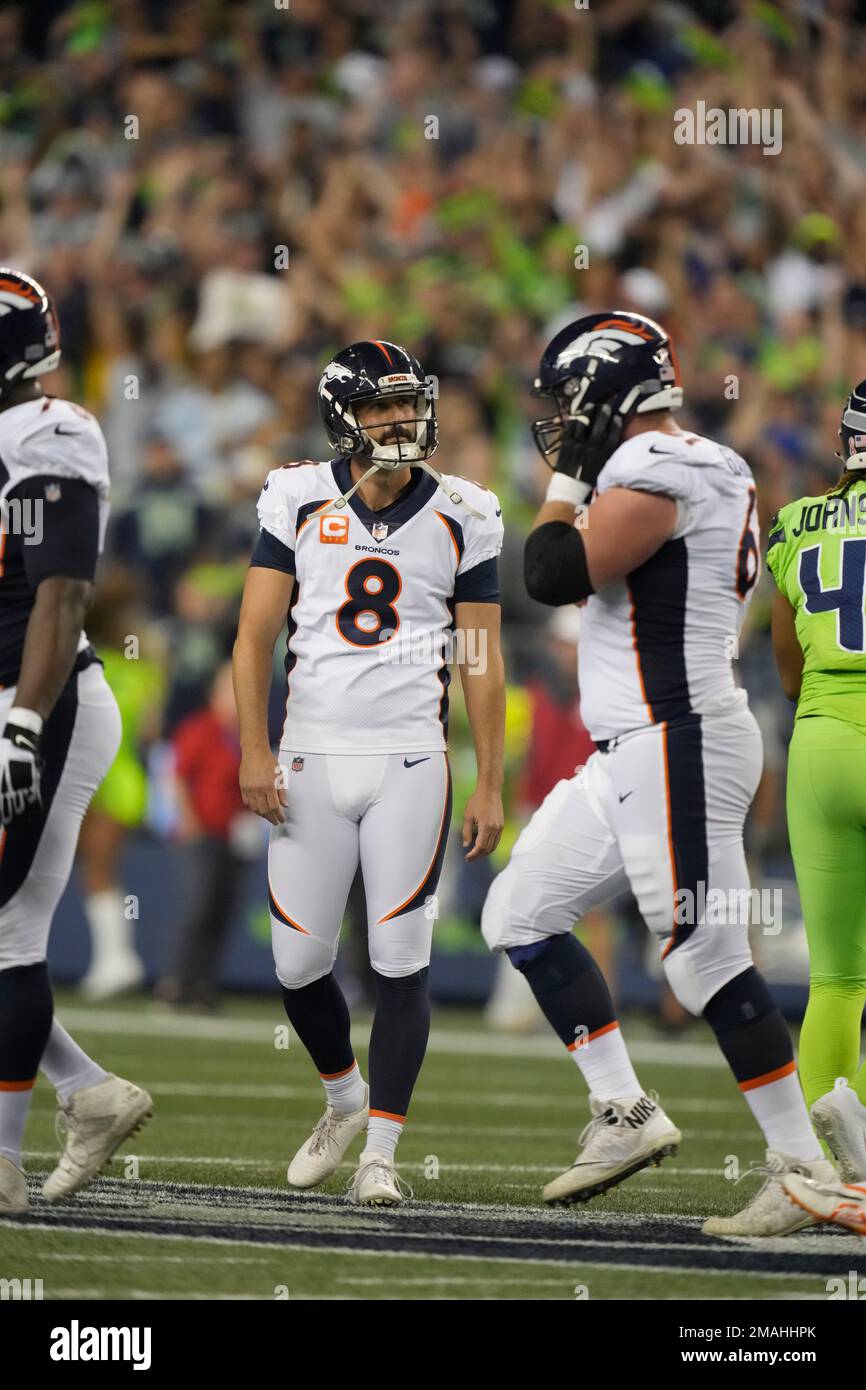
[2,0,865,1002]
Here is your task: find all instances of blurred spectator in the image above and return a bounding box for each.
[157,660,250,1010]
[109,428,212,615]
[77,569,167,999]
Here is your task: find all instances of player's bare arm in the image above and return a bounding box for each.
[233,565,294,824]
[15,575,94,718]
[528,486,678,600]
[770,589,804,702]
[525,370,684,604]
[455,599,505,861]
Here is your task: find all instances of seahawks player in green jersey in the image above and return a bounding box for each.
[769,381,866,1233]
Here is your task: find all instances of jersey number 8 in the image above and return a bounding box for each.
[337,558,402,647]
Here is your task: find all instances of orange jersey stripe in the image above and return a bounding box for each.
[739,1060,797,1093]
[297,500,335,535]
[625,580,654,724]
[434,509,461,562]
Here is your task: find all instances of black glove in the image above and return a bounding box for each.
[554,401,625,490]
[0,720,43,825]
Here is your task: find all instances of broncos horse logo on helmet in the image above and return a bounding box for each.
[0,268,61,402]
[318,339,437,469]
[531,311,683,469]
[317,339,483,519]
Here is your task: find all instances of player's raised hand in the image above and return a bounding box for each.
[239,746,288,825]
[462,785,504,861]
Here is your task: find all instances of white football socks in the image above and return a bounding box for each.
[741,1065,822,1161]
[320,1061,367,1116]
[39,1020,108,1104]
[0,1087,32,1169]
[364,1115,403,1161]
[569,1021,642,1099]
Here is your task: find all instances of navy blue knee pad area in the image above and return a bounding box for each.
[702,966,793,1085]
[0,960,53,1082]
[506,933,616,1047]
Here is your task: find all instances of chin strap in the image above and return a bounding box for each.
[320,461,380,516]
[417,458,485,519]
[322,457,486,521]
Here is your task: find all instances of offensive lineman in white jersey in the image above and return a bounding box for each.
[482,312,836,1236]
[233,340,505,1204]
[0,270,151,1214]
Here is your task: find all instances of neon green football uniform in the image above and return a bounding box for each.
[767,480,866,1107]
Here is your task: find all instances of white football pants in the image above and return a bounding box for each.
[482,707,763,1015]
[269,750,451,988]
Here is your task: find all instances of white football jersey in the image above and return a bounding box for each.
[0,396,110,684]
[577,430,759,742]
[254,458,504,754]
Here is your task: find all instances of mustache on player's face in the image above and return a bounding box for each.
[369,419,415,444]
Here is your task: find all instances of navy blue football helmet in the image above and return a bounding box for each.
[531,311,682,467]
[0,268,61,402]
[317,339,437,469]
[838,380,866,470]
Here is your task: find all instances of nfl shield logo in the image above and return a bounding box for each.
[291,756,304,773]
[372,522,389,542]
[45,482,61,502]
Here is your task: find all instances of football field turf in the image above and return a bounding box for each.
[3,991,863,1302]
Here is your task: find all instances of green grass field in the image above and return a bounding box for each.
[2,991,863,1301]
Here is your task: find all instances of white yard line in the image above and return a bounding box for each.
[54,1007,723,1068]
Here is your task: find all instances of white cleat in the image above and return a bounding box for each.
[347,1152,412,1207]
[703,1150,837,1237]
[42,1074,153,1203]
[287,1086,369,1189]
[811,1086,866,1182]
[783,1172,866,1236]
[542,1092,681,1205]
[0,1156,29,1214]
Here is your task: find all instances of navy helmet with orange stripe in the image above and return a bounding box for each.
[317,339,437,470]
[0,268,61,403]
[531,310,682,468]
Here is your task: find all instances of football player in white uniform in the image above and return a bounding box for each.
[234,340,505,1204]
[0,270,151,1215]
[482,312,835,1235]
